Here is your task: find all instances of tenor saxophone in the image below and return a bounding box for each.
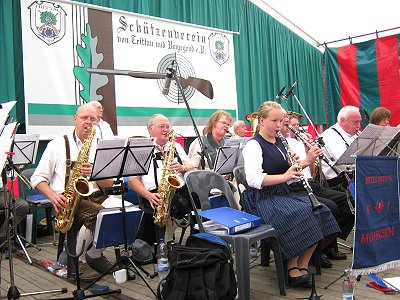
[153,129,184,226]
[55,127,96,233]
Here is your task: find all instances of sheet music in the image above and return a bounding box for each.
[0,122,18,170]
[336,124,400,165]
[213,145,240,174]
[91,137,155,180]
[122,137,154,175]
[12,134,40,165]
[91,138,127,179]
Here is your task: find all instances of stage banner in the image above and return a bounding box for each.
[323,34,400,127]
[352,156,400,275]
[20,0,237,139]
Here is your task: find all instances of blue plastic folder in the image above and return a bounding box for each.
[93,206,143,248]
[198,207,261,234]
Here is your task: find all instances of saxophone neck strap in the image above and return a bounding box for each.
[64,135,71,188]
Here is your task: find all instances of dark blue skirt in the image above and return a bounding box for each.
[242,183,341,260]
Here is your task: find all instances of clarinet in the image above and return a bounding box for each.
[287,125,343,176]
[276,131,323,211]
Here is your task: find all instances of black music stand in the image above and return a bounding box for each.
[0,122,67,299]
[83,137,157,297]
[213,139,241,175]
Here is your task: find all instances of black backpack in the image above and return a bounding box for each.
[158,233,237,300]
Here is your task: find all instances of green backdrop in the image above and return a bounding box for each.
[1,0,324,130]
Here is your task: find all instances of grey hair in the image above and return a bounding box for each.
[147,114,167,130]
[233,120,245,131]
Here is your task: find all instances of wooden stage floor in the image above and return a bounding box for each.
[0,231,399,299]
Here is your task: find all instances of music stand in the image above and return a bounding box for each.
[2,134,41,265]
[335,124,400,166]
[235,137,252,167]
[213,139,241,175]
[81,136,157,297]
[0,121,67,299]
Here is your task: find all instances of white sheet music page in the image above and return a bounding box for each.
[0,122,18,170]
[13,134,40,165]
[336,124,400,165]
[91,138,127,180]
[123,137,155,176]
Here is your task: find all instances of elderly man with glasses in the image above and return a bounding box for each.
[31,104,128,281]
[128,114,195,246]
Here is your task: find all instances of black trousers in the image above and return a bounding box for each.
[289,180,354,241]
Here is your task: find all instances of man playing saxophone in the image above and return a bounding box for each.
[31,104,126,281]
[128,114,195,247]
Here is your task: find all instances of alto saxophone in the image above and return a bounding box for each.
[55,127,96,233]
[153,129,184,226]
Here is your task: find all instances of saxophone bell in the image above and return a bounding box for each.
[74,176,94,197]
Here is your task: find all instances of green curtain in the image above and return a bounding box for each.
[1,0,325,127]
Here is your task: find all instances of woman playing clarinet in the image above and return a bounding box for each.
[241,101,340,288]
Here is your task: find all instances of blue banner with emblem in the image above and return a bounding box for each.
[352,156,400,275]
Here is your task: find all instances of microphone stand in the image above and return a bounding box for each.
[86,66,214,170]
[169,66,210,170]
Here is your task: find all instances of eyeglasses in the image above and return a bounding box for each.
[218,120,230,126]
[153,124,170,130]
[77,115,97,123]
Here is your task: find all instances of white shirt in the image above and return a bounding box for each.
[188,138,211,169]
[321,123,357,180]
[31,132,101,193]
[242,140,266,190]
[287,137,312,179]
[138,141,189,191]
[95,119,114,140]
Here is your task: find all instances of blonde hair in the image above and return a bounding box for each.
[204,110,232,134]
[258,101,284,120]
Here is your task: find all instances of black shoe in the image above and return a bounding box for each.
[323,248,347,260]
[320,254,333,268]
[288,267,310,287]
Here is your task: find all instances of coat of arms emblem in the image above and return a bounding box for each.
[209,33,229,66]
[29,1,66,46]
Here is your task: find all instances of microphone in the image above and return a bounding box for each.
[275,86,286,99]
[282,80,298,100]
[161,62,175,95]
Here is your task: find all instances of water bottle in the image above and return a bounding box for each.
[157,238,169,279]
[342,269,355,300]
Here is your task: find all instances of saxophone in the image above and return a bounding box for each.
[153,129,184,226]
[55,126,96,233]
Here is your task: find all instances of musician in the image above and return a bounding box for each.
[188,110,232,169]
[287,116,354,263]
[241,101,340,288]
[0,172,29,241]
[128,114,195,246]
[321,106,361,188]
[231,120,247,138]
[369,107,391,126]
[31,104,126,281]
[89,100,114,139]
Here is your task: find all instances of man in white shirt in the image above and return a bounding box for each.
[287,116,354,264]
[89,101,114,139]
[31,104,127,281]
[231,120,247,138]
[321,106,361,188]
[128,114,194,246]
